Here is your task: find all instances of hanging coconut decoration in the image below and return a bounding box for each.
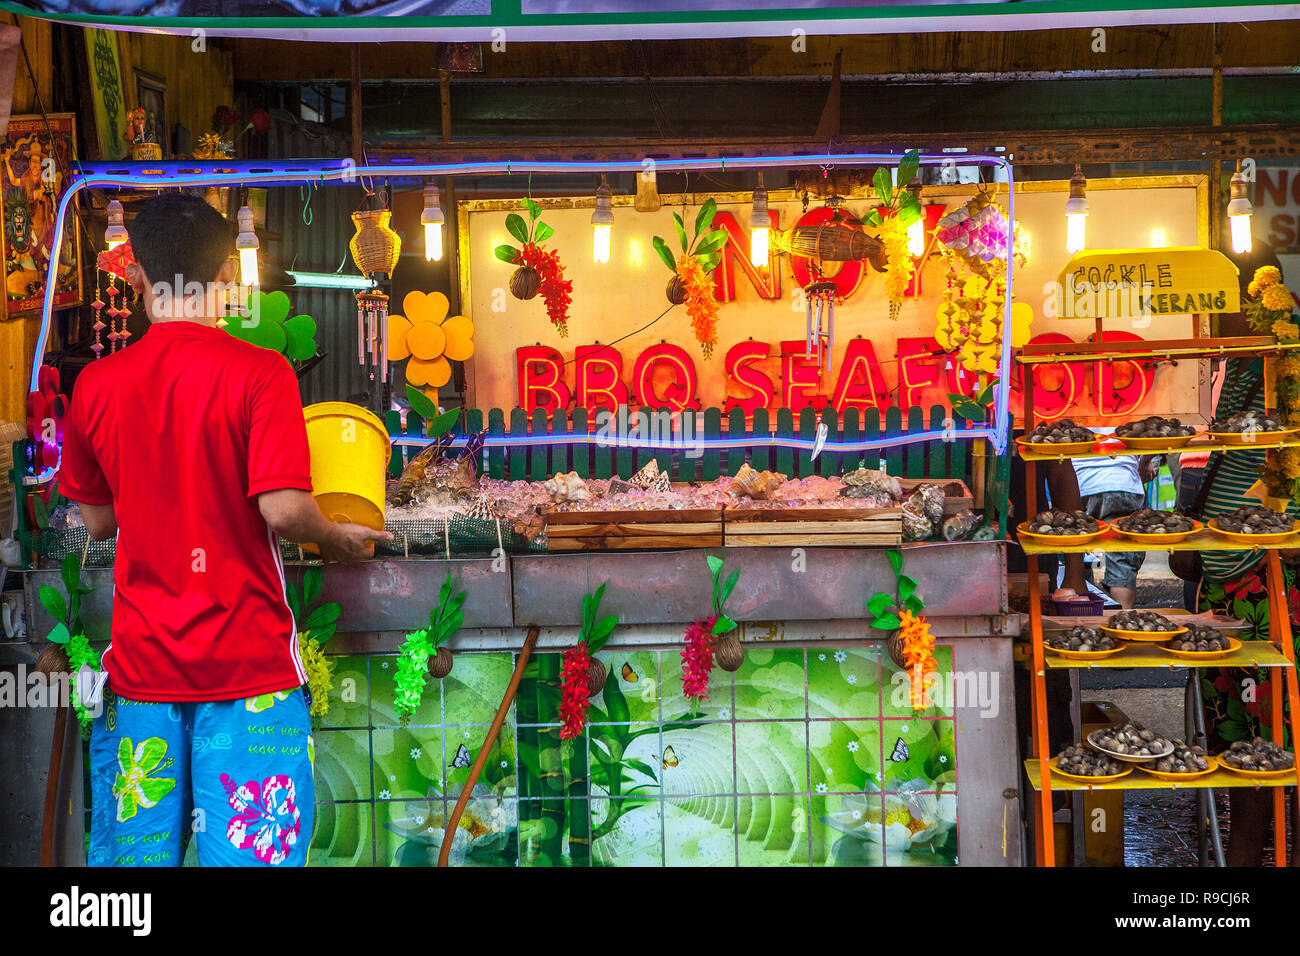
[349,192,402,382]
[510,265,541,300]
[587,657,608,696]
[429,646,455,679]
[714,633,745,672]
[665,274,686,305]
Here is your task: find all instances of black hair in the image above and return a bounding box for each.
[126,193,234,291]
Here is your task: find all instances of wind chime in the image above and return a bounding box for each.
[804,280,838,373]
[349,190,402,391]
[92,199,134,357]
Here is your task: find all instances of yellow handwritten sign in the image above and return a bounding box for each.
[1055,248,1240,320]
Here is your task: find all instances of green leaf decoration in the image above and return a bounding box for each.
[286,581,301,622]
[652,235,677,272]
[47,621,71,645]
[711,615,736,636]
[303,603,342,634]
[699,252,722,274]
[705,555,724,578]
[523,198,541,221]
[887,550,903,577]
[897,149,920,192]
[899,575,919,604]
[865,210,883,228]
[61,552,80,598]
[866,592,893,619]
[897,191,922,227]
[505,213,530,245]
[534,222,554,244]
[436,609,464,644]
[405,383,441,420]
[720,570,740,606]
[303,567,323,608]
[872,167,894,207]
[693,229,728,258]
[438,571,453,608]
[33,494,49,529]
[426,408,461,439]
[250,289,292,327]
[39,585,66,624]
[494,244,521,263]
[694,198,718,241]
[873,612,902,630]
[904,595,926,616]
[283,314,318,361]
[589,614,619,652]
[673,212,688,253]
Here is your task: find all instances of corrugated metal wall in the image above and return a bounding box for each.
[265,119,371,407]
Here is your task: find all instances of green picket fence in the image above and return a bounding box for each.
[385,405,985,484]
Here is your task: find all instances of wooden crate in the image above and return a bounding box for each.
[544,507,723,551]
[896,478,975,515]
[723,505,902,547]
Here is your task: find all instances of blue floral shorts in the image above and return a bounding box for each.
[88,688,314,867]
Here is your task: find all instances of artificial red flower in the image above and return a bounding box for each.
[249,107,271,135]
[681,615,718,700]
[559,640,593,739]
[515,242,572,336]
[1213,675,1232,693]
[213,105,240,131]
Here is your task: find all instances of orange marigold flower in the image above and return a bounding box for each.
[677,254,720,358]
[897,609,938,710]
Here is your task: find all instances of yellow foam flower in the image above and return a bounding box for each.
[1255,266,1283,289]
[1263,284,1295,314]
[387,291,476,399]
[1278,357,1300,377]
[1271,319,1300,341]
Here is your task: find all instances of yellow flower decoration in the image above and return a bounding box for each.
[387,291,475,398]
[1255,265,1283,289]
[1263,284,1294,314]
[1271,319,1299,341]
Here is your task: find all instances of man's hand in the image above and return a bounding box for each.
[318,521,385,563]
[1138,455,1159,484]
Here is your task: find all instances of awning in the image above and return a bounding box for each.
[2,1,1296,42]
[1054,247,1241,321]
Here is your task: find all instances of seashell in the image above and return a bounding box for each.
[840,468,902,500]
[544,470,592,502]
[732,462,785,500]
[942,509,980,541]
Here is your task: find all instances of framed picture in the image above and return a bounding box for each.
[0,114,83,320]
[133,68,168,158]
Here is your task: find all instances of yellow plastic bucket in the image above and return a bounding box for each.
[302,402,390,541]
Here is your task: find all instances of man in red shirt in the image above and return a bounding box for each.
[60,194,388,866]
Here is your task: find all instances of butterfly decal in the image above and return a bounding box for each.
[662,745,679,769]
[620,661,639,683]
[889,738,909,763]
[451,743,472,768]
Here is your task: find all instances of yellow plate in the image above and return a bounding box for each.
[1017,520,1108,547]
[1045,643,1127,660]
[1206,518,1298,545]
[1141,755,1220,781]
[1048,756,1132,784]
[1208,428,1299,446]
[1016,437,1098,456]
[1158,635,1243,660]
[1111,518,1203,544]
[1099,624,1188,642]
[1115,433,1197,450]
[1217,759,1298,781]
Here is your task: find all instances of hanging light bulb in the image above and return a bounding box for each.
[1064,165,1089,255]
[1226,160,1254,255]
[235,204,260,287]
[590,178,614,264]
[421,183,445,262]
[104,199,128,249]
[749,174,772,268]
[905,177,925,257]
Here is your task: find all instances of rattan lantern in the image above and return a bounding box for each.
[350,194,403,384]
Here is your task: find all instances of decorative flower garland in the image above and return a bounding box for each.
[877,215,912,322]
[394,572,468,725]
[681,555,742,702]
[66,632,101,735]
[1247,267,1300,503]
[866,551,936,711]
[515,242,573,337]
[863,151,922,322]
[285,568,343,721]
[559,583,619,740]
[677,253,721,358]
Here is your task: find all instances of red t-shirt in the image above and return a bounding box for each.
[59,321,313,702]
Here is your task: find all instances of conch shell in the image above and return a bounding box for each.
[629,459,671,493]
[544,471,592,502]
[840,468,902,501]
[732,462,786,500]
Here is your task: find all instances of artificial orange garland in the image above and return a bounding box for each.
[897,608,938,709]
[677,253,720,358]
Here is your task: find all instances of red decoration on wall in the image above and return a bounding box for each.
[788,207,866,299]
[574,345,628,414]
[1017,333,1085,422]
[1089,330,1156,418]
[632,344,700,411]
[710,210,782,303]
[780,339,828,412]
[830,338,892,414]
[516,345,571,413]
[723,340,775,416]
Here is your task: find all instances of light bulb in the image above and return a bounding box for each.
[1227,163,1253,255]
[104,199,128,249]
[907,218,925,257]
[234,204,260,287]
[591,180,614,265]
[1149,227,1167,248]
[749,226,769,268]
[420,183,446,261]
[424,222,444,262]
[1064,165,1088,255]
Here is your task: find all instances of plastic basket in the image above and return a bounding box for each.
[1049,593,1106,616]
